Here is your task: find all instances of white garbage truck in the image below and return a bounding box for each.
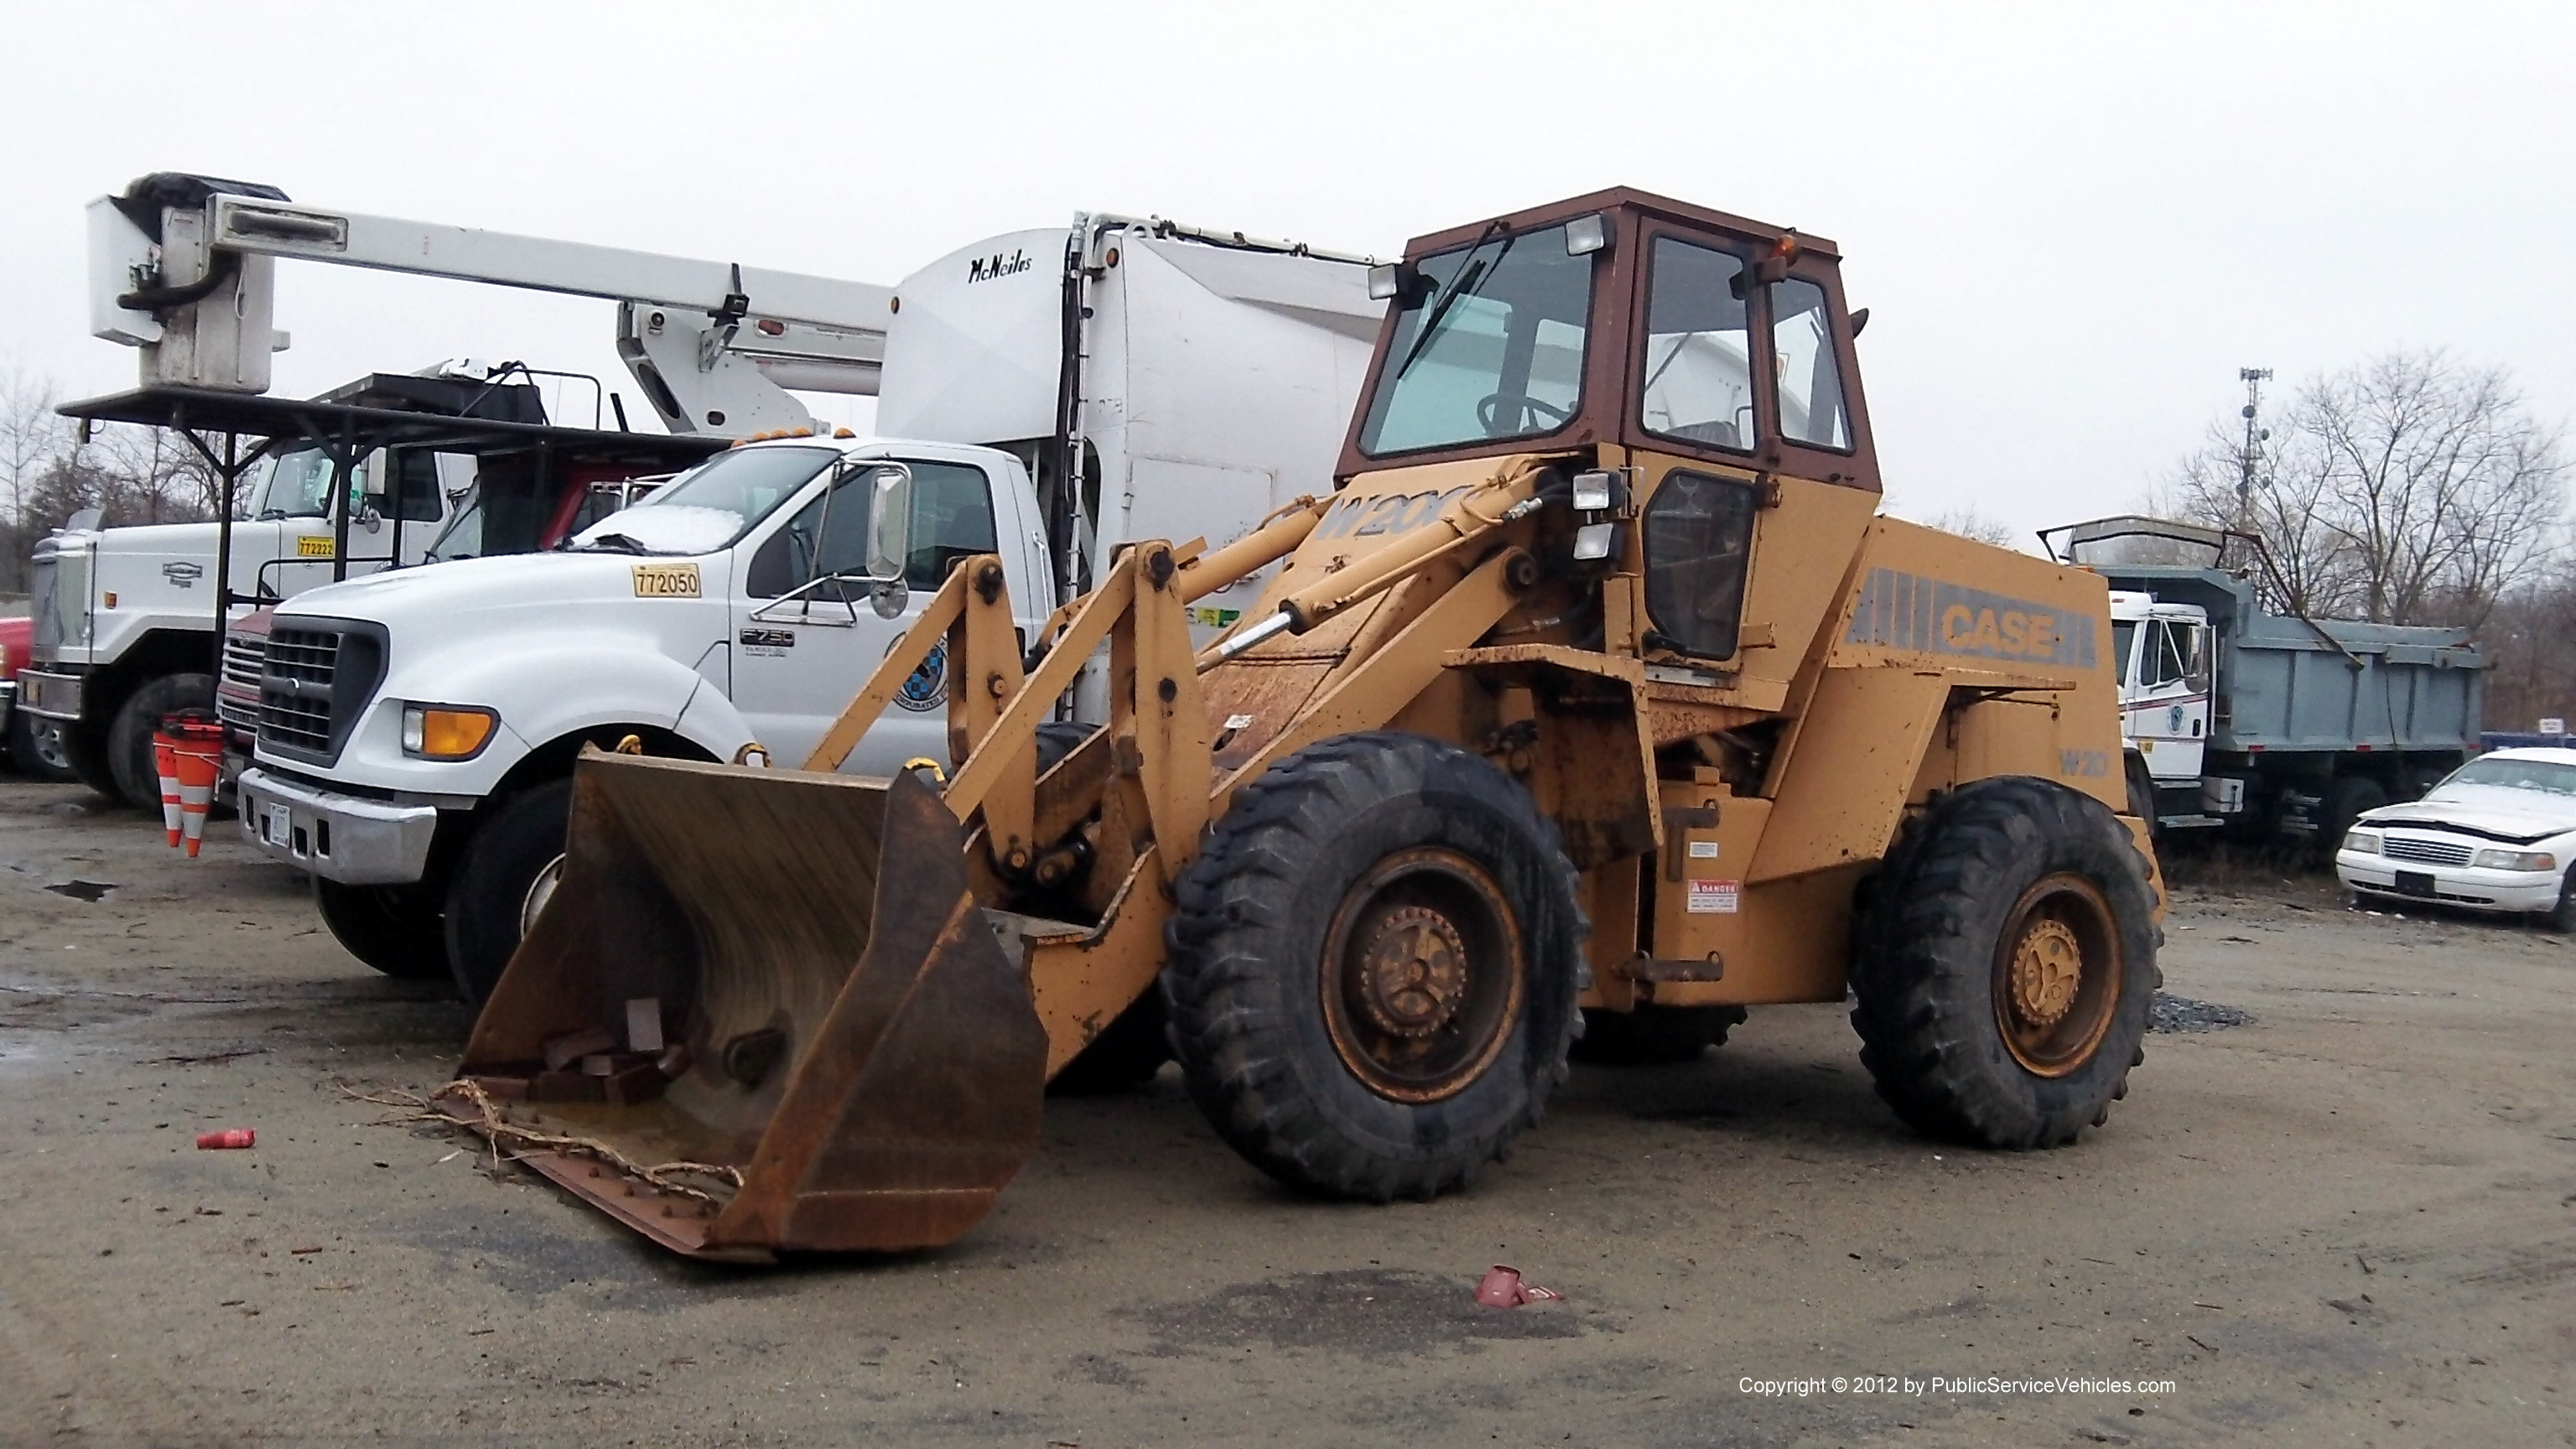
[227,213,1380,998]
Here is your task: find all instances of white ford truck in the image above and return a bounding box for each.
[231,214,1381,998]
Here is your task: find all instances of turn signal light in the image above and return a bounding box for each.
[402,704,499,760]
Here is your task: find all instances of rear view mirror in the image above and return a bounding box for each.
[863,465,913,580]
[862,464,914,619]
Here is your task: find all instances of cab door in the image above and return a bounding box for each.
[728,456,1002,772]
[2128,615,2209,782]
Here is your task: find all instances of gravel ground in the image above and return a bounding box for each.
[1,779,2570,1446]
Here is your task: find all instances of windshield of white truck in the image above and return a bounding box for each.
[1357,222,1592,456]
[569,446,834,555]
[247,448,356,521]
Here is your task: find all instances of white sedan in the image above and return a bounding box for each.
[2336,746,2576,929]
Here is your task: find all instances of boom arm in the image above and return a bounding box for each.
[87,173,890,436]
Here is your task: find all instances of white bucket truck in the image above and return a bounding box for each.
[230,215,1381,998]
[24,171,889,810]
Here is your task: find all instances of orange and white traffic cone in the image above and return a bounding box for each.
[153,730,184,847]
[173,734,220,858]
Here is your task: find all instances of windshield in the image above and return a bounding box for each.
[569,446,834,555]
[1357,222,1594,456]
[424,489,486,562]
[2431,756,2576,800]
[246,447,355,520]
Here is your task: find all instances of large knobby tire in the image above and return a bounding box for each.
[314,878,450,979]
[444,779,572,1005]
[1851,776,2160,1150]
[1571,1004,1746,1066]
[6,709,78,782]
[1162,730,1587,1202]
[106,673,216,811]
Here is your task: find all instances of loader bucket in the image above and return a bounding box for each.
[447,750,1048,1261]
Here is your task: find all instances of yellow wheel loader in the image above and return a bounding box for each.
[443,189,2162,1261]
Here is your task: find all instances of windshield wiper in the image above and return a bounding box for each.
[1391,223,1513,382]
[576,532,652,554]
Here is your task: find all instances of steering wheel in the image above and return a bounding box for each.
[1478,392,1573,435]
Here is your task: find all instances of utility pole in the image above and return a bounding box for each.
[2236,366,2273,529]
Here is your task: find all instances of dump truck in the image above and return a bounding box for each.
[2042,516,2484,849]
[444,188,2163,1261]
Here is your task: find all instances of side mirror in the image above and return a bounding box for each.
[862,463,914,619]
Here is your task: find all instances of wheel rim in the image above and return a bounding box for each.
[33,724,71,773]
[1991,873,2122,1078]
[1319,847,1524,1104]
[519,854,565,937]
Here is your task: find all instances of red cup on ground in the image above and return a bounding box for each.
[195,1129,255,1150]
[1476,1264,1561,1306]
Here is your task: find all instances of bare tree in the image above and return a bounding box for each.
[0,357,67,529]
[2154,350,2564,629]
[87,423,221,524]
[2157,418,2350,614]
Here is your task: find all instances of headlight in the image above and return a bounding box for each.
[2470,847,2557,871]
[2342,828,2382,855]
[401,704,499,761]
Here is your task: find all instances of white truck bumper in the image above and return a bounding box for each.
[16,668,84,723]
[237,766,440,886]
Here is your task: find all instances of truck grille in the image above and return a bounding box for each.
[28,553,58,652]
[2383,836,2475,867]
[255,621,386,764]
[216,632,268,730]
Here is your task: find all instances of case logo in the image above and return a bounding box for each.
[631,563,702,598]
[1844,568,2096,668]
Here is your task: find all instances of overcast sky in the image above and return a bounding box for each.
[3,2,2568,543]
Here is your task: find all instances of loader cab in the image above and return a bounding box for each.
[1338,189,1879,670]
[1342,188,1877,490]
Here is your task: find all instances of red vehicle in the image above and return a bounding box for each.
[1,615,76,779]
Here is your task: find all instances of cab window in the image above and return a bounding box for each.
[1641,470,1760,659]
[746,460,998,598]
[1357,223,1593,455]
[1769,279,1852,450]
[1639,237,1754,451]
[2112,621,2139,684]
[2144,621,2189,688]
[387,451,445,522]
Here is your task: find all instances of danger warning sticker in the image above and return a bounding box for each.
[1685,879,1741,915]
